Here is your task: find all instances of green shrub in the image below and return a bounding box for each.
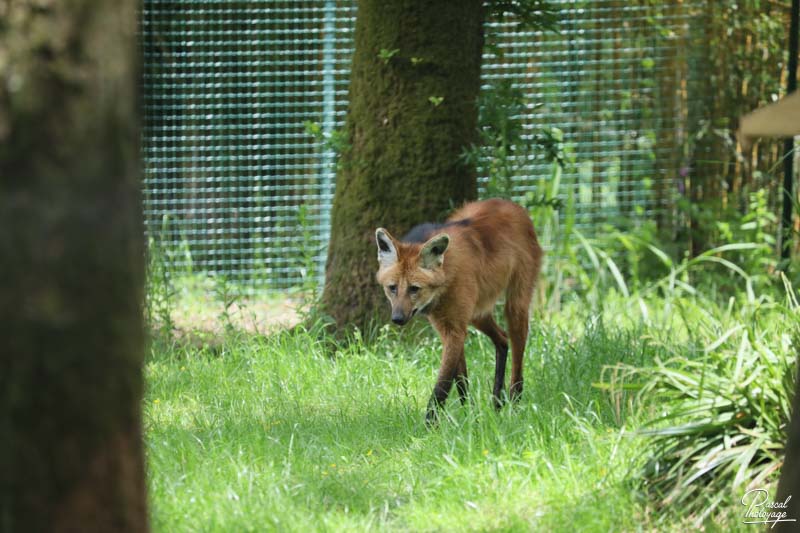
[599,276,797,525]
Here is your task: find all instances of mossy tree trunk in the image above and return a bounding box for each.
[322,0,485,332]
[0,1,148,531]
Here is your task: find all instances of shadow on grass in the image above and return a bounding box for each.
[145,317,672,529]
[147,394,430,517]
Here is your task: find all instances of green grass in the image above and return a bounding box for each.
[144,231,798,531]
[144,295,772,532]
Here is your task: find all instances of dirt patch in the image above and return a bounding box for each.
[170,297,302,336]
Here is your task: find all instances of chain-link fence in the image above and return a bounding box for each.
[142,0,697,290]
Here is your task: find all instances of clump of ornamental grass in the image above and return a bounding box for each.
[600,275,797,526]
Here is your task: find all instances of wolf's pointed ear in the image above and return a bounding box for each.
[375,228,398,267]
[420,233,449,269]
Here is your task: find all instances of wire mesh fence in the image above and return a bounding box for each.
[142,0,697,291]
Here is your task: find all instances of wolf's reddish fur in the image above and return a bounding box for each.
[375,198,542,422]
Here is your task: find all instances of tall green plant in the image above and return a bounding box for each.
[598,275,798,526]
[145,216,184,338]
[463,80,565,200]
[290,204,328,323]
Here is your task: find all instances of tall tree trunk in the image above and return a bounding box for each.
[0,1,148,531]
[776,363,800,531]
[322,0,485,332]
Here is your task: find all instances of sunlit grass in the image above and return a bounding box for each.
[142,228,799,531]
[144,300,769,531]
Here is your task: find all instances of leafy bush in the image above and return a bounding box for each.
[715,189,778,280]
[599,276,797,525]
[464,80,565,200]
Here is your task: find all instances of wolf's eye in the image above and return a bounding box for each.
[388,284,397,294]
[408,285,420,295]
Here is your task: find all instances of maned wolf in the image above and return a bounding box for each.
[374,198,542,423]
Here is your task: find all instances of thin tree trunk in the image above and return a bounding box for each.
[776,361,800,532]
[0,1,148,531]
[321,0,485,332]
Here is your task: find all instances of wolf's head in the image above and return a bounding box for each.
[374,228,449,326]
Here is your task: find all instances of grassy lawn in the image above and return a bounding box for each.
[143,289,775,531]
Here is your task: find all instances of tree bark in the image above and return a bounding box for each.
[321,0,485,332]
[775,362,800,532]
[0,1,148,531]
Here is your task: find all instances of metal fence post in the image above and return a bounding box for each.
[319,0,337,286]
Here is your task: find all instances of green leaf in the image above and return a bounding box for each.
[378,48,400,64]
